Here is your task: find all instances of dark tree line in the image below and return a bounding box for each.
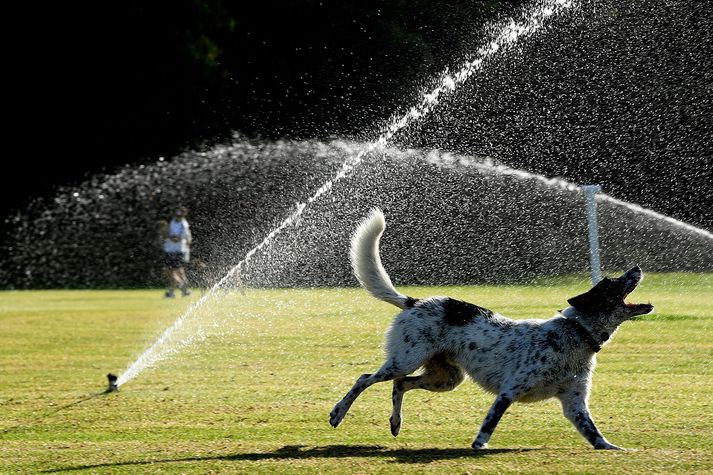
[6,0,522,226]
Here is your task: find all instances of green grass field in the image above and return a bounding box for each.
[1,273,712,473]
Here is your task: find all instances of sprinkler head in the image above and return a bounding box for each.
[106,373,119,392]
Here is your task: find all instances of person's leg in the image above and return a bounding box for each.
[163,254,176,297]
[164,253,183,297]
[178,266,191,296]
[164,271,175,297]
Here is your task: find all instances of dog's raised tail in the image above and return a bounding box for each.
[350,209,417,310]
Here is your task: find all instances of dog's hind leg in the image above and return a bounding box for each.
[330,354,424,428]
[329,366,400,428]
[390,355,465,436]
[390,376,420,436]
[559,388,623,450]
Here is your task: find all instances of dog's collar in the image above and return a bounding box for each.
[559,308,602,353]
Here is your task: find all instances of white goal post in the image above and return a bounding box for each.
[581,185,603,285]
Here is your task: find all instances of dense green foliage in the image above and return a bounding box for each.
[72,0,518,141]
[9,1,520,216]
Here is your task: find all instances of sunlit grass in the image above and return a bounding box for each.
[1,273,711,473]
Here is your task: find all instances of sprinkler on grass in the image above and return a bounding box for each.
[106,373,119,392]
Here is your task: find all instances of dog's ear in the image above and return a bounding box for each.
[567,290,598,313]
[567,278,618,314]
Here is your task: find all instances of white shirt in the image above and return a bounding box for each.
[163,218,191,254]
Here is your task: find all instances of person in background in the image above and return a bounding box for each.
[162,207,192,297]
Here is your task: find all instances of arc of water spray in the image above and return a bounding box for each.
[596,194,713,240]
[116,0,581,387]
[453,156,713,241]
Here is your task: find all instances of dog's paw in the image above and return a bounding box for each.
[329,405,345,428]
[594,442,625,450]
[471,441,488,450]
[389,416,401,437]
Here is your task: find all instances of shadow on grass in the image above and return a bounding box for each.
[41,444,537,472]
[2,390,114,435]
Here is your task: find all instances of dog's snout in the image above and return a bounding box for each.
[626,266,643,279]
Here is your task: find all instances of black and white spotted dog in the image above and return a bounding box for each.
[329,209,654,450]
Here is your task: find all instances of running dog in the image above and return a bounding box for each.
[329,209,654,450]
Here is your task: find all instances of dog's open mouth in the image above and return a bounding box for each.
[622,284,641,308]
[621,268,653,314]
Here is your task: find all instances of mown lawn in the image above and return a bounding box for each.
[1,273,712,473]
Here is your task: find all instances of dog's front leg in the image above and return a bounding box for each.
[472,394,512,449]
[560,391,623,450]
